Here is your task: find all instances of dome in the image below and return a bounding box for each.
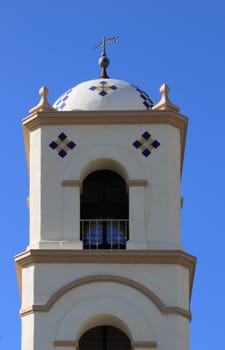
[53,79,154,111]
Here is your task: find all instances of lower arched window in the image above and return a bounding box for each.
[79,326,131,350]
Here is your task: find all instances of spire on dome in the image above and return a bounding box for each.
[93,36,119,79]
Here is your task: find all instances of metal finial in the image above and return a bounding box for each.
[93,36,119,79]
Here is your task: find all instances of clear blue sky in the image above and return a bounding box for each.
[1,1,224,349]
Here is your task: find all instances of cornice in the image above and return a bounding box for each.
[23,109,187,128]
[15,249,196,300]
[22,109,188,175]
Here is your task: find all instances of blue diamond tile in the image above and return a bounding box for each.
[49,141,58,149]
[140,94,146,100]
[58,132,67,141]
[99,90,107,97]
[142,131,151,140]
[58,149,67,158]
[135,86,142,93]
[143,101,150,109]
[59,102,66,109]
[49,133,77,158]
[151,140,160,148]
[133,140,142,148]
[67,141,76,149]
[89,81,119,97]
[133,85,154,109]
[132,131,160,158]
[53,88,73,111]
[142,149,151,157]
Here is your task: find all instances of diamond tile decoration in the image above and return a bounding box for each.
[133,85,154,109]
[49,132,76,158]
[132,131,160,157]
[89,80,118,97]
[54,88,73,110]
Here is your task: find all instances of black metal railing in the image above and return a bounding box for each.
[80,219,129,249]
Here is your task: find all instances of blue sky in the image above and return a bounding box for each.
[1,1,224,349]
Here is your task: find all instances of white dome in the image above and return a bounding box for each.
[53,79,154,111]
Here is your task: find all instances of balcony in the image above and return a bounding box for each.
[80,219,129,249]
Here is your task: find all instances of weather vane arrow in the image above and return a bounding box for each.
[93,36,119,52]
[93,36,119,79]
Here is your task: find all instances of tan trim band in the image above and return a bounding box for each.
[54,341,78,347]
[126,180,148,187]
[131,342,157,349]
[61,180,148,191]
[19,274,192,320]
[15,249,196,300]
[23,110,187,128]
[53,340,157,348]
[61,180,82,187]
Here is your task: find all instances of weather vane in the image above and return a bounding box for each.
[93,36,119,79]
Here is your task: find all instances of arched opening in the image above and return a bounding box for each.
[79,326,131,350]
[80,170,129,249]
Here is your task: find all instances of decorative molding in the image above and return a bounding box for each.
[15,249,196,303]
[62,180,82,188]
[17,268,194,320]
[53,340,157,349]
[127,180,148,187]
[54,341,78,348]
[22,109,188,176]
[62,180,148,191]
[15,249,196,300]
[131,341,157,349]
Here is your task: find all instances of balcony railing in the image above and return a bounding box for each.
[80,219,129,249]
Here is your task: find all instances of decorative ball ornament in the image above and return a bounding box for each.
[98,54,110,68]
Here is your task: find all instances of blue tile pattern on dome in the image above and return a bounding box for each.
[49,132,76,158]
[54,88,73,110]
[133,131,160,157]
[132,85,154,109]
[89,80,118,97]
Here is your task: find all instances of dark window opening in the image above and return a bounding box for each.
[80,170,129,249]
[79,325,131,350]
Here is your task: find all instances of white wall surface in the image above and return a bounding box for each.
[29,123,181,249]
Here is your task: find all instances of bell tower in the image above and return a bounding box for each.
[15,44,196,350]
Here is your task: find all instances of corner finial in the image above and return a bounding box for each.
[160,83,170,98]
[93,36,119,79]
[152,83,180,112]
[29,86,56,114]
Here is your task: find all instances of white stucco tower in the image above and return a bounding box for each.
[15,46,196,350]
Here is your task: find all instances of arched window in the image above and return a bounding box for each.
[79,325,131,350]
[80,170,129,249]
